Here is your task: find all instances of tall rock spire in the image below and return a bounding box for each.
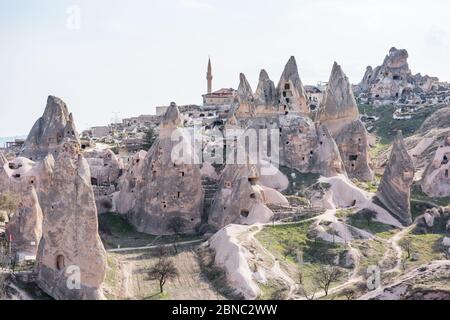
[276,56,309,115]
[207,57,213,94]
[317,62,360,137]
[21,96,80,161]
[254,69,276,108]
[376,131,415,225]
[235,73,256,117]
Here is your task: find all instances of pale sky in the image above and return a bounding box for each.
[1,0,450,137]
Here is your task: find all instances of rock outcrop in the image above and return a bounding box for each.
[85,149,124,186]
[276,56,309,115]
[35,140,106,300]
[317,62,360,137]
[21,96,80,161]
[335,119,374,181]
[0,157,43,258]
[208,162,287,230]
[376,131,415,225]
[128,103,204,235]
[317,62,373,181]
[421,136,450,197]
[355,47,450,105]
[235,73,256,117]
[254,69,277,110]
[114,150,147,215]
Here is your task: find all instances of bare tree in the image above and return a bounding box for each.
[312,265,343,297]
[400,238,413,259]
[148,257,179,294]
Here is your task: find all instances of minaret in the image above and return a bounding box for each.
[207,57,213,94]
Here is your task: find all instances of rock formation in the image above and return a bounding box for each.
[314,124,347,177]
[208,162,288,230]
[254,69,277,113]
[355,47,450,104]
[335,120,374,181]
[0,157,43,258]
[421,136,450,197]
[128,103,204,235]
[21,96,80,161]
[35,140,106,300]
[235,73,256,117]
[317,62,374,181]
[317,62,360,137]
[85,149,124,186]
[376,131,415,225]
[276,56,310,115]
[114,150,147,215]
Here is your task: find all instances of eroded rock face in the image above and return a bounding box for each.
[276,56,310,115]
[0,157,45,253]
[225,113,346,178]
[21,96,80,161]
[235,73,256,117]
[128,103,204,235]
[335,120,374,181]
[234,57,310,117]
[317,63,373,181]
[208,163,275,230]
[317,62,360,137]
[114,150,147,215]
[376,131,415,225]
[355,47,448,102]
[0,156,43,258]
[35,141,106,300]
[421,137,450,197]
[254,69,277,110]
[277,57,309,115]
[85,149,124,186]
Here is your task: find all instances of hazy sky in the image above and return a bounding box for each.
[1,0,450,137]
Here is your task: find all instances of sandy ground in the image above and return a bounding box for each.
[107,247,225,300]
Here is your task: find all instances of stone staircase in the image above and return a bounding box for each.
[202,177,219,221]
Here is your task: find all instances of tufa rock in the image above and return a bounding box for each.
[376,131,415,225]
[35,140,107,300]
[276,56,309,115]
[317,62,360,137]
[128,103,204,235]
[335,119,374,181]
[21,96,80,161]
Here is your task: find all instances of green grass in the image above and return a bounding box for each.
[358,104,439,144]
[337,209,397,239]
[256,222,349,296]
[353,239,387,273]
[98,213,203,249]
[348,210,397,238]
[411,184,450,208]
[278,167,321,196]
[400,233,447,271]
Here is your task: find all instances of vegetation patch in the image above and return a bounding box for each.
[278,167,321,196]
[358,104,439,144]
[400,233,447,271]
[99,213,202,249]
